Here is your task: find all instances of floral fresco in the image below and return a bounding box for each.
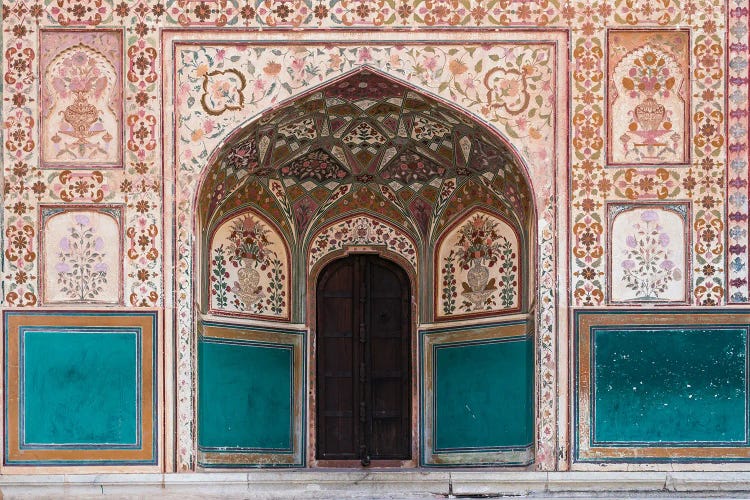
[308,214,418,273]
[609,205,688,303]
[209,210,290,320]
[608,30,690,165]
[40,30,122,168]
[40,207,122,305]
[436,210,521,320]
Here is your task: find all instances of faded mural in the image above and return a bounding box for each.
[40,206,122,305]
[607,30,690,166]
[609,204,688,303]
[40,30,122,168]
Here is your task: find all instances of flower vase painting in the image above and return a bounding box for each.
[609,206,687,303]
[42,210,121,304]
[40,30,122,168]
[607,30,689,165]
[436,210,521,320]
[209,210,290,321]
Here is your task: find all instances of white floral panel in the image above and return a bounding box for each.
[435,209,521,321]
[610,206,687,303]
[42,210,121,304]
[209,210,290,321]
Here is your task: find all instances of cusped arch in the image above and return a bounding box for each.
[307,212,419,277]
[434,207,523,321]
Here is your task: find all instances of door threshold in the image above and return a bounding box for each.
[314,459,416,468]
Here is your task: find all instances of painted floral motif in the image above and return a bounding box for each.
[55,215,108,301]
[41,209,122,305]
[209,212,289,319]
[608,32,689,165]
[308,215,417,272]
[610,206,687,303]
[380,150,446,183]
[201,69,246,115]
[437,211,520,319]
[41,33,121,168]
[211,245,229,308]
[281,149,350,182]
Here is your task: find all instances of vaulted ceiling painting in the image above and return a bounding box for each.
[198,70,533,249]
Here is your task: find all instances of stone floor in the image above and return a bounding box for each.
[3,472,750,499]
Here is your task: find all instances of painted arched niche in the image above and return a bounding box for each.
[42,43,120,166]
[207,208,291,321]
[435,209,521,321]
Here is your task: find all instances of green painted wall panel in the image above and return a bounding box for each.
[593,327,748,444]
[199,339,292,451]
[23,330,138,445]
[434,337,533,450]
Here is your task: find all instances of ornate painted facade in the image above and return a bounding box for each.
[0,0,748,479]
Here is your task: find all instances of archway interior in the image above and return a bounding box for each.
[197,69,534,320]
[195,67,536,468]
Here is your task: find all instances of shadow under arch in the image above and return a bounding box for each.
[194,65,539,468]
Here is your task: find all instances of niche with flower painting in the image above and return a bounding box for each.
[39,205,123,305]
[607,203,690,304]
[435,209,522,321]
[208,209,291,321]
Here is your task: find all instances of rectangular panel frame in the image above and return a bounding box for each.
[3,310,158,468]
[574,309,750,463]
[197,320,305,468]
[421,319,533,466]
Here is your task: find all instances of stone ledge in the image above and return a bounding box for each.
[2,471,750,498]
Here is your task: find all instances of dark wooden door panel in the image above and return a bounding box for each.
[316,255,411,463]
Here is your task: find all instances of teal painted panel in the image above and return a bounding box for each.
[593,327,748,444]
[199,339,292,451]
[23,330,138,446]
[434,337,533,451]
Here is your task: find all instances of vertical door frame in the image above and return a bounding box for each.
[307,247,419,468]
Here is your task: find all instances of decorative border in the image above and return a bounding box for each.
[197,320,305,468]
[605,201,692,305]
[3,310,157,466]
[574,309,750,463]
[38,204,125,306]
[38,28,125,170]
[726,3,750,303]
[421,319,534,466]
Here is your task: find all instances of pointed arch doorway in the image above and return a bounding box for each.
[315,254,412,465]
[194,66,538,469]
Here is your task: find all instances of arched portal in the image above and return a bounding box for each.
[195,67,537,468]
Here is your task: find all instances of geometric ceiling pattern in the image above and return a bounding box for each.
[198,69,532,246]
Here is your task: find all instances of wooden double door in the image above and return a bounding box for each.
[316,255,412,464]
